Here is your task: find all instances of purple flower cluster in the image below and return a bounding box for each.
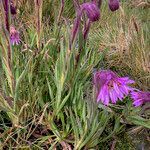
[93,70,150,107]
[93,70,134,105]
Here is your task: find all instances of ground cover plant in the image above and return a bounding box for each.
[0,0,150,149]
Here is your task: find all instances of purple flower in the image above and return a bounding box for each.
[10,26,20,45]
[108,0,120,11]
[93,70,134,105]
[71,1,100,47]
[131,91,150,107]
[81,2,100,22]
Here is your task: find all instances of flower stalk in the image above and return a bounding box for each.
[2,0,13,68]
[34,0,43,51]
[57,0,64,23]
[3,0,10,31]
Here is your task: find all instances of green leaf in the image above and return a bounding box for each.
[127,115,150,129]
[56,89,71,115]
[14,56,32,110]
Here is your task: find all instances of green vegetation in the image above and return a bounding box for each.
[0,0,149,149]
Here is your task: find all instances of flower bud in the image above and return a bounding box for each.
[108,0,119,11]
[71,2,100,47]
[10,4,17,15]
[81,2,100,22]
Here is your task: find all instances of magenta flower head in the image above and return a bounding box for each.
[131,91,150,107]
[10,26,20,45]
[81,2,100,22]
[71,1,100,46]
[93,70,134,105]
[108,0,120,11]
